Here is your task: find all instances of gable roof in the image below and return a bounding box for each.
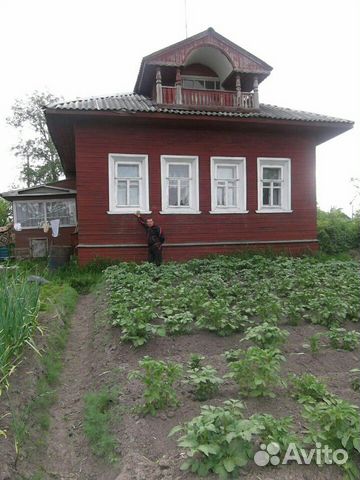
[1,183,76,201]
[47,93,353,125]
[135,27,273,95]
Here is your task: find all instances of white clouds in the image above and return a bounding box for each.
[1,0,359,213]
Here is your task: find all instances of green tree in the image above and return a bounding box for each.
[0,198,11,226]
[317,207,360,253]
[7,91,63,187]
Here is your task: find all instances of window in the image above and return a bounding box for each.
[14,199,76,228]
[160,155,200,214]
[257,158,292,213]
[210,157,247,213]
[182,76,221,90]
[108,154,150,214]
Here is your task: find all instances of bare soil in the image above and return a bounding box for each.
[1,289,359,480]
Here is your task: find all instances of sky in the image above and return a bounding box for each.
[1,0,359,214]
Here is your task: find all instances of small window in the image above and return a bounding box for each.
[15,202,45,228]
[14,199,76,229]
[257,158,292,213]
[108,154,150,214]
[210,157,247,214]
[161,155,199,214]
[46,199,76,225]
[182,76,221,90]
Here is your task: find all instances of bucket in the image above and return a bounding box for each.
[0,246,9,260]
[48,246,72,270]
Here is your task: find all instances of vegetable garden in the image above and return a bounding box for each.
[105,255,360,480]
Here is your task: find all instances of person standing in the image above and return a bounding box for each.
[135,213,165,266]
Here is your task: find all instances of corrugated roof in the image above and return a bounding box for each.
[47,93,353,125]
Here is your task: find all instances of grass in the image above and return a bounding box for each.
[83,387,120,463]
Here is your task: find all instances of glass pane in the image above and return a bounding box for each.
[180,180,189,206]
[193,79,204,89]
[205,80,215,90]
[46,200,76,225]
[263,167,281,180]
[169,164,189,178]
[168,180,178,206]
[183,79,193,88]
[273,188,281,206]
[217,185,226,206]
[263,187,270,205]
[16,202,45,227]
[129,181,139,205]
[117,180,127,205]
[218,166,235,180]
[117,163,139,178]
[227,184,236,206]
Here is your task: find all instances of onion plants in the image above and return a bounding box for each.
[0,270,40,393]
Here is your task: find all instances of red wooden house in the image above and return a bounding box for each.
[2,28,353,262]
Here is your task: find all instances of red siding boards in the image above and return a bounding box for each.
[75,119,318,264]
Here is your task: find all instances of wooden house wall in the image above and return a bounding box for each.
[74,120,318,264]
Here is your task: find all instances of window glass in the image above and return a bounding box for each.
[129,181,140,205]
[169,164,189,178]
[217,165,236,180]
[46,200,76,225]
[15,202,45,227]
[117,164,139,178]
[117,181,127,205]
[263,167,281,180]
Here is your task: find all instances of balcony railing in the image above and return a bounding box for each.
[161,86,256,109]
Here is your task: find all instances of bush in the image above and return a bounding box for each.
[317,208,360,254]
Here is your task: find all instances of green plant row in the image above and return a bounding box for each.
[0,270,41,394]
[105,256,360,347]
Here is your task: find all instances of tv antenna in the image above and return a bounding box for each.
[184,0,188,38]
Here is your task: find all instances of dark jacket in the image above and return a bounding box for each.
[138,217,165,247]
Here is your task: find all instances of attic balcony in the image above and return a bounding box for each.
[160,86,257,110]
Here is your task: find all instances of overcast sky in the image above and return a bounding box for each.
[1,0,359,214]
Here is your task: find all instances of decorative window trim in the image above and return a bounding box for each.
[13,198,77,229]
[209,157,248,214]
[256,157,292,213]
[108,154,150,214]
[160,155,200,214]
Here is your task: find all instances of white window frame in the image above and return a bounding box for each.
[160,155,200,214]
[210,157,248,214]
[256,157,292,213]
[13,198,77,229]
[108,154,150,214]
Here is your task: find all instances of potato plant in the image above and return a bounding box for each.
[289,373,332,405]
[128,356,182,415]
[250,413,299,454]
[327,327,360,351]
[241,322,289,349]
[105,256,360,345]
[302,396,360,479]
[185,365,223,401]
[226,347,285,398]
[169,400,261,478]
